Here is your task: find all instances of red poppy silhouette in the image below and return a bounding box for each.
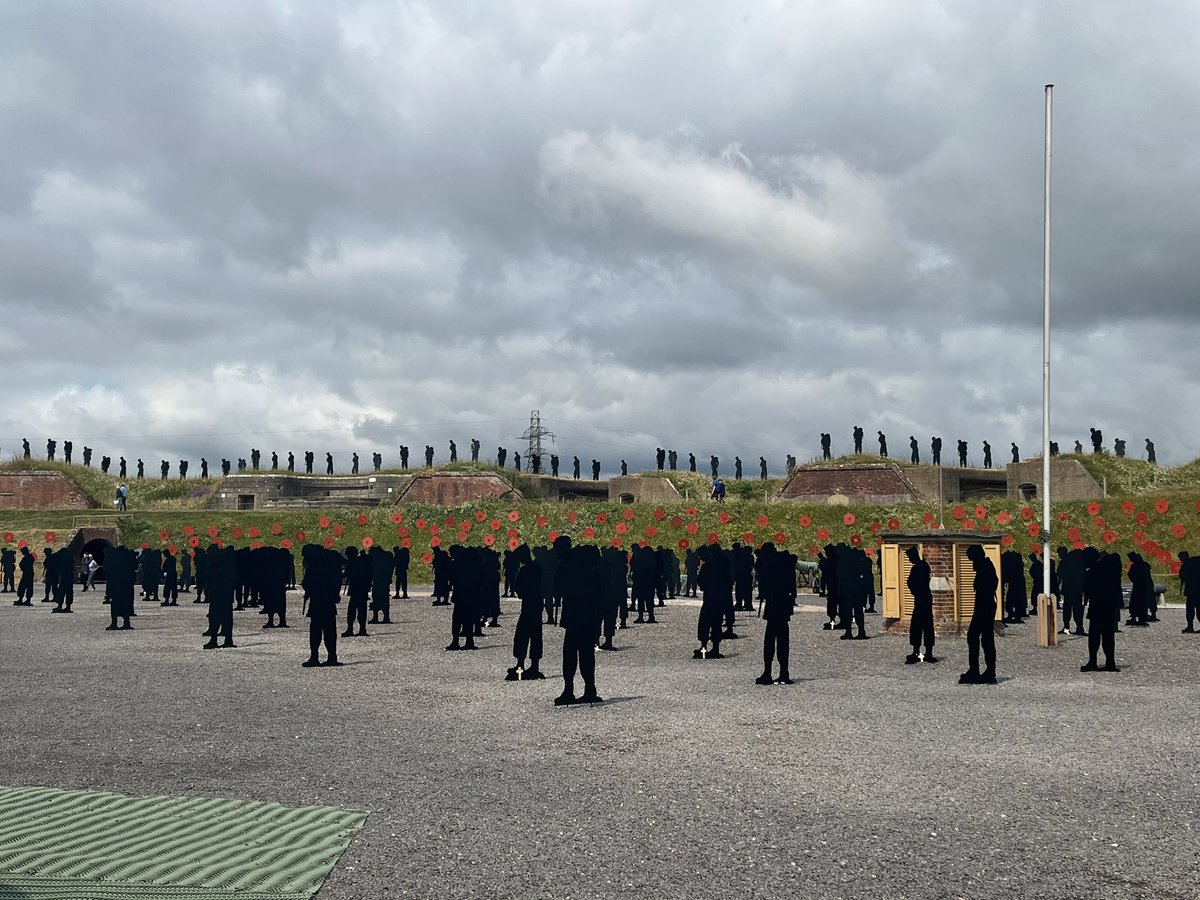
[756,515,769,528]
[296,530,307,542]
[490,520,501,531]
[1021,507,1033,520]
[996,512,1011,525]
[808,545,820,557]
[1122,502,1137,515]
[623,508,635,521]
[686,522,699,536]
[1155,499,1170,514]
[869,522,881,534]
[974,506,987,519]
[566,511,579,525]
[270,523,282,535]
[774,532,787,544]
[352,514,366,526]
[616,522,628,535]
[686,506,698,518]
[1056,512,1070,522]
[653,508,666,521]
[158,529,169,541]
[394,512,407,524]
[548,530,560,542]
[281,538,293,550]
[670,516,683,528]
[509,510,521,522]
[250,540,263,551]
[184,525,196,537]
[1171,523,1187,539]
[1087,502,1101,516]
[844,512,857,525]
[416,518,427,530]
[718,512,731,524]
[678,539,690,550]
[1031,543,1042,556]
[1102,530,1118,544]
[952,506,965,521]
[430,536,441,548]
[1135,512,1150,526]
[18,541,28,550]
[188,536,200,548]
[1132,530,1146,544]
[799,515,812,527]
[1092,517,1105,529]
[501,527,514,539]
[962,519,976,530]
[596,513,608,524]
[887,518,900,530]
[421,551,433,564]
[536,515,548,528]
[1171,559,1183,575]
[232,526,245,539]
[1027,524,1040,537]
[362,536,374,548]
[332,524,345,537]
[396,526,409,538]
[323,537,335,549]
[707,532,720,544]
[1157,550,1173,566]
[207,526,220,538]
[611,538,623,548]
[849,534,863,547]
[1,532,12,543]
[1067,527,1082,542]
[483,534,495,547]
[923,512,936,525]
[816,527,830,541]
[249,526,261,539]
[508,537,520,550]
[645,526,658,539]
[1000,534,1014,547]
[1143,540,1158,554]
[319,516,331,529]
[583,527,595,539]
[742,532,755,543]
[443,516,456,528]
[401,537,412,549]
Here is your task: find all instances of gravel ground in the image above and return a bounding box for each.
[1,586,1197,900]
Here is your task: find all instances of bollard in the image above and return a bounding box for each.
[1037,593,1058,647]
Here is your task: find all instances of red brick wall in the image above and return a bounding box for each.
[779,465,917,503]
[397,474,519,505]
[0,473,95,510]
[925,543,957,629]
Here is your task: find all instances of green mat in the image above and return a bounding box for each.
[0,786,367,900]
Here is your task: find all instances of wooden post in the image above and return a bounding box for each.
[1036,593,1058,647]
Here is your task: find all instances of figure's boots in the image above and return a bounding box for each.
[302,655,321,668]
[755,670,774,685]
[775,670,793,685]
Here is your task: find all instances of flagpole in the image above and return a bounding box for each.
[1041,84,1054,604]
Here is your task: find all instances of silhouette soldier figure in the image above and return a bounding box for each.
[909,436,919,465]
[104,546,135,630]
[688,452,696,472]
[710,455,719,478]
[399,446,409,468]
[759,456,768,480]
[496,447,506,468]
[326,452,334,474]
[424,446,434,467]
[1,548,14,594]
[304,451,313,473]
[877,431,887,458]
[820,433,831,460]
[573,456,581,479]
[513,452,521,472]
[904,546,936,663]
[982,441,992,469]
[669,450,677,470]
[251,449,260,470]
[853,426,864,454]
[1081,552,1121,671]
[550,454,559,476]
[931,436,942,465]
[507,546,545,680]
[83,447,93,467]
[202,544,237,648]
[1114,438,1126,458]
[449,440,457,463]
[656,448,665,470]
[1011,443,1019,464]
[197,458,206,479]
[471,439,480,462]
[271,451,278,470]
[344,546,371,635]
[63,441,72,464]
[22,439,30,459]
[531,453,541,474]
[370,545,395,625]
[1090,428,1103,454]
[393,544,410,599]
[1073,440,1083,454]
[47,439,56,461]
[1001,549,1026,624]
[287,451,294,472]
[591,459,600,480]
[1145,438,1156,464]
[554,538,604,705]
[734,457,742,480]
[1178,551,1199,633]
[351,453,359,474]
[14,547,34,605]
[372,452,381,472]
[159,460,168,480]
[137,459,144,479]
[179,460,188,479]
[1050,441,1059,457]
[620,460,627,476]
[303,546,343,666]
[957,440,968,467]
[695,545,728,660]
[960,545,998,684]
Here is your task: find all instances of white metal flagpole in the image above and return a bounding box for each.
[1042,84,1054,605]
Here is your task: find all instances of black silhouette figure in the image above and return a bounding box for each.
[470,439,480,462]
[1114,438,1126,458]
[759,456,768,480]
[754,543,796,683]
[1073,440,1083,454]
[446,545,481,650]
[179,460,188,479]
[449,440,457,463]
[201,544,237,648]
[573,456,580,479]
[115,457,124,478]
[877,431,887,458]
[668,450,677,470]
[103,546,135,630]
[1125,551,1152,626]
[46,439,56,461]
[837,546,870,640]
[1179,551,1199,634]
[287,451,295,472]
[820,433,831,460]
[591,459,600,480]
[304,451,314,473]
[195,458,205,479]
[372,452,381,472]
[904,546,936,663]
[326,452,334,475]
[1000,549,1026,624]
[688,453,696,472]
[399,446,409,469]
[219,459,229,476]
[1145,438,1156,465]
[303,546,343,666]
[982,441,992,469]
[236,458,245,472]
[959,545,998,684]
[513,452,521,472]
[1057,546,1087,635]
[1090,428,1102,454]
[83,447,93,467]
[138,459,145,479]
[251,449,260,470]
[351,453,359,475]
[14,546,34,604]
[1082,551,1121,671]
[271,451,278,470]
[497,447,506,468]
[620,460,627,476]
[63,441,72,464]
[853,426,864,454]
[160,551,179,606]
[100,456,110,474]
[710,455,719,478]
[786,454,796,472]
[344,546,370,637]
[550,454,559,476]
[531,453,541,474]
[1011,443,1019,464]
[695,545,729,660]
[656,448,665,471]
[369,545,394,625]
[507,546,545,680]
[1050,441,1059,457]
[734,457,742,481]
[957,440,967,467]
[22,439,30,459]
[1,548,14,594]
[160,460,169,480]
[909,436,919,465]
[931,436,942,466]
[554,538,604,705]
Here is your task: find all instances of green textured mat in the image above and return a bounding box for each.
[0,786,367,900]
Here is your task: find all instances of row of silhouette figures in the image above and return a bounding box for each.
[819,428,1157,466]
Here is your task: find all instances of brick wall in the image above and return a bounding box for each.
[0,472,95,510]
[778,464,918,505]
[397,474,520,505]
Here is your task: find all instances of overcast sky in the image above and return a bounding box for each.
[2,1,1197,476]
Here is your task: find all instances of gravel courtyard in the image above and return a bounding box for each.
[1,588,1196,900]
